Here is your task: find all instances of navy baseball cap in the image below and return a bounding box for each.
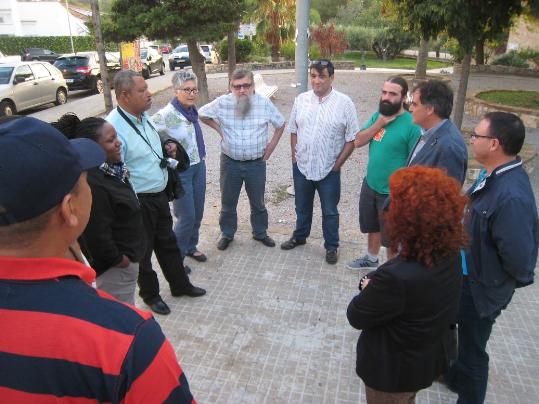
[0,116,105,225]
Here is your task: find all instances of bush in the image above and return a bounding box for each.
[0,36,117,55]
[372,26,414,60]
[281,40,295,61]
[342,26,380,51]
[218,38,253,63]
[492,51,530,68]
[309,43,321,60]
[251,38,271,57]
[310,22,348,58]
[517,49,539,60]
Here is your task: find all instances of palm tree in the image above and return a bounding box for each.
[252,0,295,62]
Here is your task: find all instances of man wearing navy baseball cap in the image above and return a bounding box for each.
[0,116,197,402]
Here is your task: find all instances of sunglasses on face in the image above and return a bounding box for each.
[231,83,252,90]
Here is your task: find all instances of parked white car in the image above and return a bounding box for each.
[0,61,68,116]
[200,44,219,64]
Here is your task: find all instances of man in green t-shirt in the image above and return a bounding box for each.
[347,76,421,270]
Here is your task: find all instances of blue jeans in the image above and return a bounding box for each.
[446,279,501,404]
[173,160,206,259]
[292,163,340,250]
[219,154,268,239]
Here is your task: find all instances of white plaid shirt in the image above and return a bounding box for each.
[289,89,359,181]
[199,92,285,161]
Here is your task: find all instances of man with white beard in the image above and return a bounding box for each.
[199,69,285,251]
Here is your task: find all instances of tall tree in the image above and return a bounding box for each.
[106,0,246,105]
[392,0,524,129]
[251,0,296,62]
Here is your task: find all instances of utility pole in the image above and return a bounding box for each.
[294,0,310,94]
[64,0,75,53]
[91,0,113,114]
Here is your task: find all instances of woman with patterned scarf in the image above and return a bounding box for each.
[52,113,144,304]
[152,70,208,265]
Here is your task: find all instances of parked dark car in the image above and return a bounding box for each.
[53,52,121,94]
[21,48,58,63]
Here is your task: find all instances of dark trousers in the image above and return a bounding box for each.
[292,163,340,250]
[446,279,501,404]
[219,154,268,239]
[137,191,190,304]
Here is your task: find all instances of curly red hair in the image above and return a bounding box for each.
[386,166,468,267]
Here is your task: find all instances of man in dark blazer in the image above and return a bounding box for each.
[408,80,467,184]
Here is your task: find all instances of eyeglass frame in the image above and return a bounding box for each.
[470,131,495,140]
[178,87,199,95]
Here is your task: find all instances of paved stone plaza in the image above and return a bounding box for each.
[134,71,539,403]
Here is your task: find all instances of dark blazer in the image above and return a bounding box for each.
[408,119,468,184]
[347,255,462,393]
[82,167,144,275]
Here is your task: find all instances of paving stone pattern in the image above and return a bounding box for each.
[139,71,539,403]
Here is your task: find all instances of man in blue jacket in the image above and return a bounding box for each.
[446,112,539,403]
[408,80,467,184]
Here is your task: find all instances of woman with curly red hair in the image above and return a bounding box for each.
[347,166,467,403]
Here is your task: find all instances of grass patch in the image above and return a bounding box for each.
[270,184,291,204]
[335,51,452,70]
[477,90,539,110]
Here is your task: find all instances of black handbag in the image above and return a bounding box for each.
[163,141,190,201]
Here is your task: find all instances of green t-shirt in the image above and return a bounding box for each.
[364,111,421,194]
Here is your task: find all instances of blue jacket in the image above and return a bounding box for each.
[408,119,468,184]
[465,158,538,318]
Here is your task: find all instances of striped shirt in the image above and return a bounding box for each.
[199,92,285,161]
[0,256,196,403]
[289,89,359,181]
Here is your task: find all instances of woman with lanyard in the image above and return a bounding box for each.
[152,71,208,265]
[52,113,144,305]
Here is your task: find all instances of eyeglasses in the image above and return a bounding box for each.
[179,88,198,95]
[310,60,330,67]
[231,83,252,91]
[471,132,494,140]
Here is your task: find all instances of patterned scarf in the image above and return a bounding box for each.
[99,161,129,183]
[171,97,206,160]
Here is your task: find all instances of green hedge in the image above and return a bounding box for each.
[0,36,118,55]
[218,38,253,63]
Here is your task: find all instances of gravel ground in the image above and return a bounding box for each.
[147,70,539,258]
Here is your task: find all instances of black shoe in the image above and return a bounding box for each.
[171,285,207,298]
[187,251,207,262]
[280,237,306,250]
[254,235,276,247]
[217,237,232,250]
[326,249,338,264]
[184,265,192,275]
[147,298,171,315]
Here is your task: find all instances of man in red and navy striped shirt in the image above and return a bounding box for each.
[0,116,196,403]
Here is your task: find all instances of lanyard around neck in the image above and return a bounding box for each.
[116,107,162,162]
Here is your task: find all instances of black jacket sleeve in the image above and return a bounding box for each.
[82,183,123,272]
[347,266,405,330]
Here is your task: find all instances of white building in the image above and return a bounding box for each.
[0,0,89,36]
